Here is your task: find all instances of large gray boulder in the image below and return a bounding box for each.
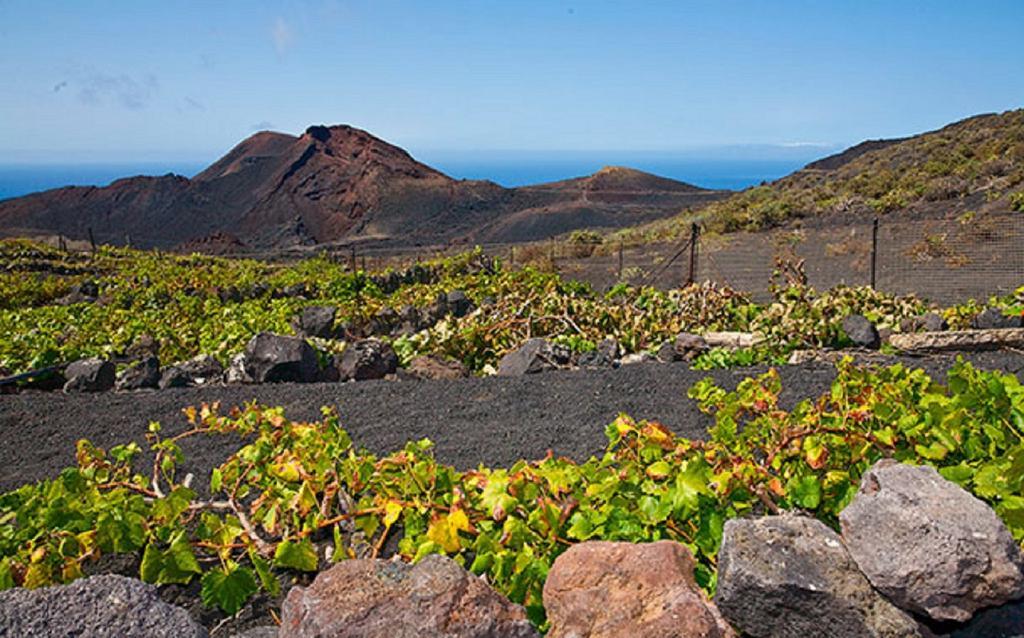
[972,308,1023,330]
[446,290,473,318]
[899,313,947,333]
[842,314,881,349]
[279,554,538,638]
[63,357,116,392]
[178,354,224,383]
[336,339,398,381]
[839,460,1024,623]
[0,574,206,637]
[159,354,224,389]
[543,540,735,638]
[115,356,160,391]
[291,306,338,339]
[715,513,921,638]
[244,333,320,383]
[496,338,562,376]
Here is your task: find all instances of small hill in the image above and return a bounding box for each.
[0,126,726,250]
[530,165,706,194]
[619,109,1024,242]
[474,167,721,242]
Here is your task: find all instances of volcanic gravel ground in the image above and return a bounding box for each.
[2,351,1023,494]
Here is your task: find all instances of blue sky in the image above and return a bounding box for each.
[1,1,1023,164]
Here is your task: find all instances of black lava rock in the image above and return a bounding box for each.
[842,314,881,349]
[115,356,160,391]
[63,358,116,393]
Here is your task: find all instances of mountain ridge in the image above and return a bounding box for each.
[0,125,723,250]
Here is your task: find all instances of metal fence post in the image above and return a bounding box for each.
[870,217,879,289]
[687,223,700,285]
[617,239,624,281]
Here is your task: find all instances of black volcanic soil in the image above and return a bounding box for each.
[3,351,1022,495]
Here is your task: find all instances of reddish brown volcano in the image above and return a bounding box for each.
[0,125,726,250]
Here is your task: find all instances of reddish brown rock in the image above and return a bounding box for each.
[543,540,736,638]
[280,554,538,638]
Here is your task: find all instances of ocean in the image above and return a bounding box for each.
[0,154,814,201]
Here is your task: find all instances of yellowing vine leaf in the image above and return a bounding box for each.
[427,509,472,552]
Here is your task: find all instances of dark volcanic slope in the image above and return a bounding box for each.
[473,166,725,242]
[3,352,1022,494]
[0,126,727,250]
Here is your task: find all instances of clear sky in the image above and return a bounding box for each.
[1,0,1023,163]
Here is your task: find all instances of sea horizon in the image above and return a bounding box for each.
[0,151,824,201]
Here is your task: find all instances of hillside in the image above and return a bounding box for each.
[621,109,1024,241]
[0,126,725,250]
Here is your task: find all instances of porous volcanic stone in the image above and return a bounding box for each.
[843,314,881,349]
[576,338,620,368]
[900,313,948,333]
[279,554,538,638]
[159,354,224,388]
[496,338,559,376]
[0,574,206,637]
[715,513,920,638]
[972,307,1023,330]
[543,540,736,638]
[839,460,1024,623]
[656,340,681,362]
[337,338,398,381]
[243,333,319,383]
[292,305,338,339]
[158,366,191,389]
[178,354,224,384]
[63,357,116,392]
[446,290,473,318]
[115,356,160,391]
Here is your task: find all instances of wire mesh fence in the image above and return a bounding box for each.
[58,210,1019,306]
[550,212,1024,304]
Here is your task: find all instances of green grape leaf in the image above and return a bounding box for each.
[273,538,319,572]
[200,563,258,616]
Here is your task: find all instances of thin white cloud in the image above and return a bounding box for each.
[271,17,294,55]
[74,73,159,110]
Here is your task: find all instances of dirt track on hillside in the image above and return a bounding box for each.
[2,351,1023,494]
